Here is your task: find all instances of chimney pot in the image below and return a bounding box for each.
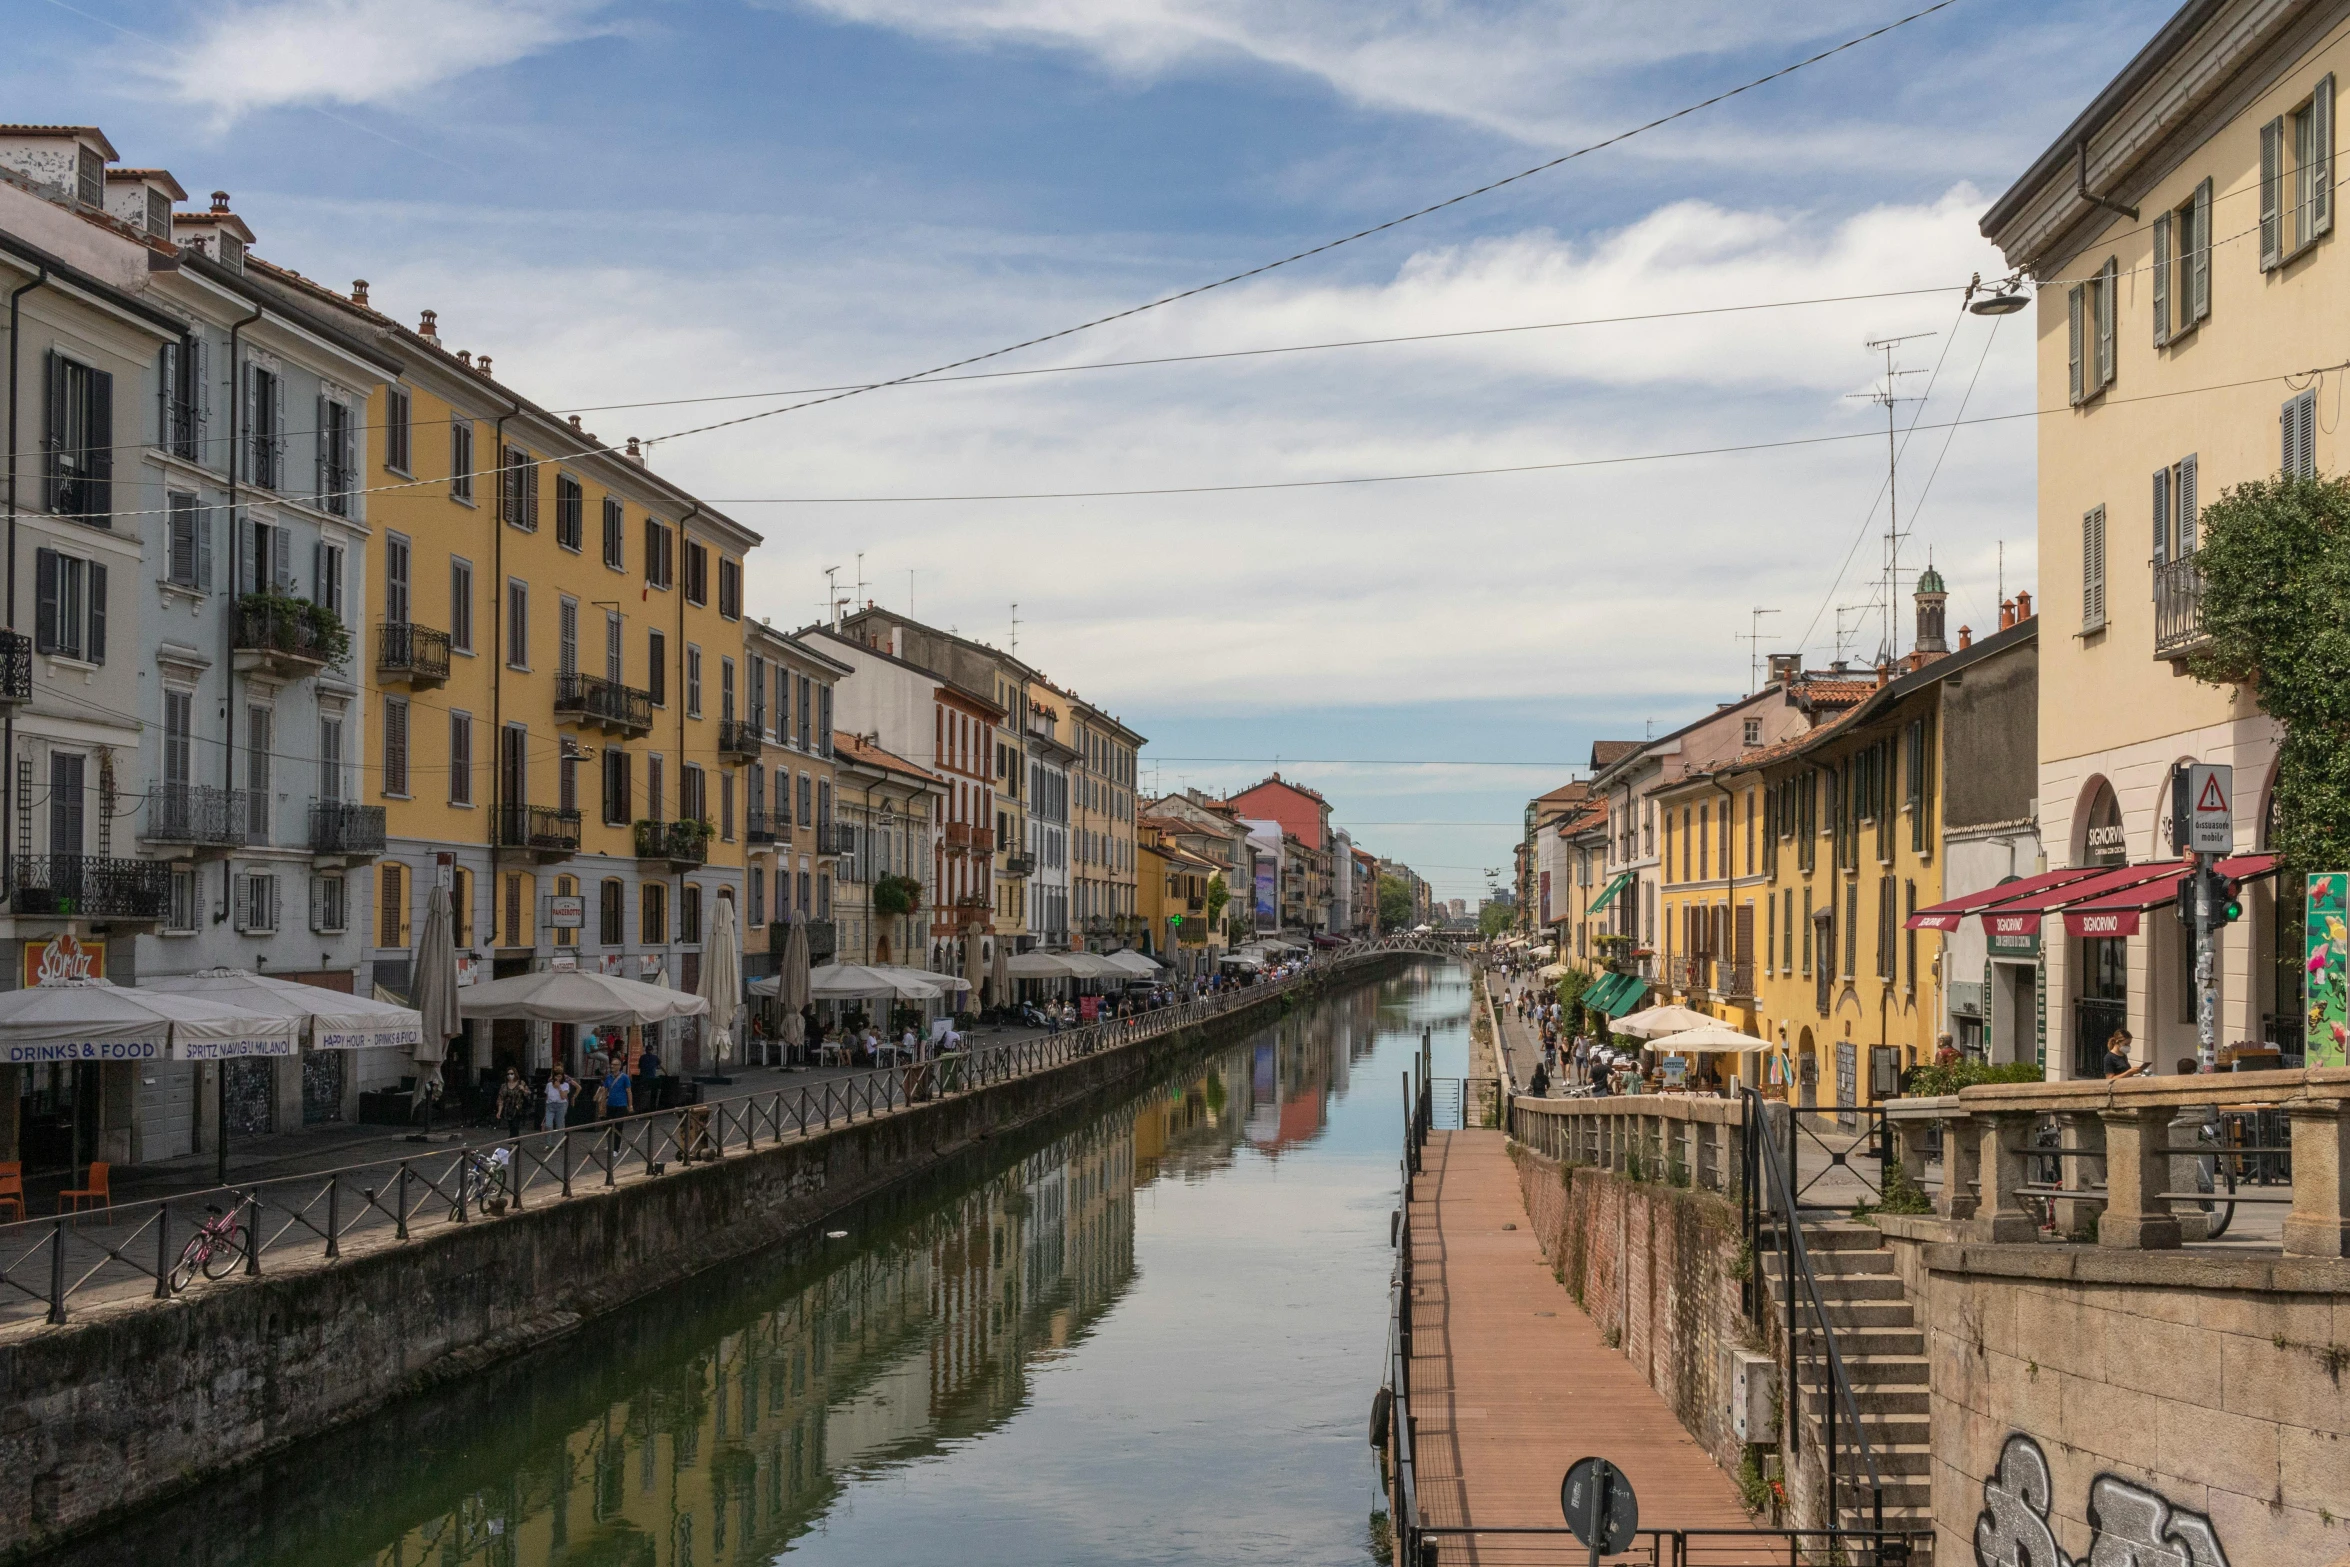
[209,190,230,213]
[456,350,472,367]
[568,414,582,430]
[625,436,644,465]
[351,279,368,305]
[2015,589,2032,620]
[1999,597,2016,630]
[1958,625,1973,649]
[419,309,438,338]
[476,355,491,375]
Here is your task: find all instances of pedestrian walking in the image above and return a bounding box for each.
[496,1068,532,1139]
[543,1066,574,1132]
[601,1060,633,1120]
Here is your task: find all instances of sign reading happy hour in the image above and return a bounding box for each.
[24,933,103,989]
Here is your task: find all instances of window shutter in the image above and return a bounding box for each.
[2084,505,2106,630]
[2067,284,2085,405]
[42,350,65,513]
[2151,467,2170,568]
[2151,211,2171,346]
[240,361,257,482]
[312,540,324,606]
[2285,395,2299,474]
[644,518,658,583]
[2317,75,2336,238]
[87,364,114,519]
[2262,117,2285,268]
[312,875,328,933]
[2300,391,2319,477]
[34,549,59,653]
[2095,259,2117,389]
[158,341,178,448]
[2191,178,2213,321]
[88,562,106,664]
[272,375,287,482]
[272,523,291,592]
[2178,454,2199,553]
[235,873,251,931]
[196,506,212,591]
[314,393,328,503]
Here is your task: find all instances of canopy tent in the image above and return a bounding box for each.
[1104,950,1163,977]
[1218,953,1265,970]
[1004,951,1082,979]
[458,968,710,1025]
[700,895,744,1065]
[1524,944,1555,963]
[1056,952,1128,980]
[2055,853,2278,937]
[144,969,423,1052]
[1586,872,1632,915]
[1609,1002,1720,1039]
[882,965,969,993]
[1906,860,2203,940]
[0,979,299,1064]
[1647,1022,1772,1054]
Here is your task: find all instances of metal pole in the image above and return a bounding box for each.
[2194,855,2217,1073]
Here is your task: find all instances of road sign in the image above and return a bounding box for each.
[1561,1456,1639,1559]
[2188,764,2235,854]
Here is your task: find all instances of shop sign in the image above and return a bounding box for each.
[549,895,585,929]
[24,933,103,988]
[1986,926,2040,956]
[2306,873,2348,1068]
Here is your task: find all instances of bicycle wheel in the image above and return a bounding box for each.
[201,1228,245,1280]
[2202,1160,2238,1239]
[169,1234,206,1293]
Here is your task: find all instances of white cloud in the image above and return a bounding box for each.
[146,0,617,120]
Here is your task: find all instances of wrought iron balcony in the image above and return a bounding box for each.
[555,671,654,736]
[717,718,763,761]
[746,807,777,845]
[145,782,255,851]
[815,822,852,856]
[10,854,170,920]
[1712,958,1755,1000]
[376,622,451,688]
[232,597,337,679]
[2154,555,2208,659]
[1002,851,1036,877]
[634,819,708,868]
[310,800,387,857]
[497,804,581,861]
[0,629,29,705]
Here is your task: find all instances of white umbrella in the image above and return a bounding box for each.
[1004,951,1081,978]
[779,910,811,1056]
[1056,952,1126,980]
[753,963,943,1001]
[991,937,1010,1008]
[1610,1004,1722,1039]
[458,968,710,1025]
[0,978,297,1064]
[146,968,423,1053]
[1648,1022,1772,1053]
[1104,950,1162,977]
[700,895,743,1065]
[875,965,968,993]
[410,883,461,1104]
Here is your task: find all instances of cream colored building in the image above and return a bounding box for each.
[1980,0,2327,1076]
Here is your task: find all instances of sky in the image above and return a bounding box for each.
[4,0,2165,900]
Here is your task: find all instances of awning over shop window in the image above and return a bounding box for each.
[1587,872,1633,915]
[2059,853,2277,937]
[1903,866,2110,931]
[1587,973,1650,1018]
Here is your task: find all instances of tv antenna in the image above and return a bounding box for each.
[1010,602,1021,658]
[1851,332,1936,665]
[1737,607,1781,694]
[1834,603,1875,667]
[822,565,841,629]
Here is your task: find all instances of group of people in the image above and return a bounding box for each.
[491,1046,667,1137]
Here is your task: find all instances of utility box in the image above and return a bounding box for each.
[1731,1349,1777,1444]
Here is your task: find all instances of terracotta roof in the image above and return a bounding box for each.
[833,731,936,783]
[105,168,187,200]
[1589,740,1643,766]
[1793,679,1873,706]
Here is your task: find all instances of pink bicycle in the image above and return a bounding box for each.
[168,1204,247,1292]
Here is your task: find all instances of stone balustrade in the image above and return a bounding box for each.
[1509,1094,1746,1198]
[1881,1069,2350,1257]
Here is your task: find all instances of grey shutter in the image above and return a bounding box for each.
[2318,75,2337,239]
[2152,467,2171,568]
[312,540,324,605]
[271,374,287,486]
[2095,259,2117,390]
[314,393,328,504]
[235,873,250,931]
[42,350,64,512]
[196,506,212,591]
[2191,178,2213,321]
[272,523,291,592]
[158,341,178,448]
[2084,506,2106,630]
[2300,391,2319,477]
[88,562,105,664]
[240,361,257,482]
[311,875,328,933]
[84,367,111,523]
[192,336,211,460]
[2067,284,2085,404]
[2262,117,2285,268]
[2285,396,2299,474]
[2151,212,2171,346]
[2178,455,2199,554]
[33,549,58,653]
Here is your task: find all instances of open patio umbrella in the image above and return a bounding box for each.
[755,964,943,1001]
[410,883,461,1107]
[779,911,811,1058]
[1104,950,1162,977]
[458,967,710,1024]
[1609,1004,1721,1040]
[875,965,967,993]
[700,894,743,1068]
[1004,951,1079,978]
[0,979,298,1064]
[1648,1022,1771,1053]
[146,968,423,1053]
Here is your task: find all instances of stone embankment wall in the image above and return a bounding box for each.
[0,960,1407,1562]
[1511,1142,1753,1475]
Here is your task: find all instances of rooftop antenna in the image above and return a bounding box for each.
[1851,333,1935,665]
[854,552,866,611]
[1738,606,1781,694]
[1009,601,1021,658]
[823,565,840,629]
[907,569,915,619]
[1834,603,1875,667]
[1997,539,2004,607]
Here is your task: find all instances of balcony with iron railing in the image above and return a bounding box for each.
[1712,958,1755,1000]
[633,818,709,868]
[2154,554,2207,659]
[746,807,778,845]
[233,597,341,680]
[0,629,29,705]
[814,822,852,856]
[555,672,654,736]
[1002,850,1036,877]
[145,783,255,852]
[718,718,763,761]
[496,804,581,861]
[9,855,171,920]
[375,622,451,688]
[310,800,388,857]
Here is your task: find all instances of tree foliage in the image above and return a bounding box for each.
[1478,901,1515,937]
[1377,874,1414,929]
[1206,873,1230,925]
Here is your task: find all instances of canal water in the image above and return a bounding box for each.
[45,963,1469,1567]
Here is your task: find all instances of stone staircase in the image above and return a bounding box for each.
[1761,1222,1933,1538]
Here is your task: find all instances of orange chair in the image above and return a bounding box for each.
[58,1161,111,1216]
[0,1161,22,1222]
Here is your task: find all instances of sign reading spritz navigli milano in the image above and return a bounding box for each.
[2307,874,2349,1068]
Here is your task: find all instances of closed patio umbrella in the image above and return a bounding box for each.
[410,883,461,1110]
[779,911,811,1061]
[963,932,985,1003]
[991,937,1010,1010]
[700,894,743,1073]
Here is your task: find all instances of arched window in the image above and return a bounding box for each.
[2080,779,2126,867]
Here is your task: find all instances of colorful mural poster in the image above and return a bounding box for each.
[2305,873,2348,1067]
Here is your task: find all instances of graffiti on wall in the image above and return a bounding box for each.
[1974,1434,2229,1567]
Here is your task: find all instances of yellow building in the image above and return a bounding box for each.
[1138,816,1217,978]
[256,278,761,1086]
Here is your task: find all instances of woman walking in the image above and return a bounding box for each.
[496,1068,533,1140]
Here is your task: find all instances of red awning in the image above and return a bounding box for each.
[1975,862,2188,939]
[2059,853,2279,937]
[1903,866,2109,931]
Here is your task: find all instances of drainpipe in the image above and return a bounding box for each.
[676,504,698,974]
[2076,140,2139,223]
[213,303,263,1177]
[489,394,520,864]
[6,267,49,905]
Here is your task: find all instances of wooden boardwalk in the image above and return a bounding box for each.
[1407,1127,1754,1564]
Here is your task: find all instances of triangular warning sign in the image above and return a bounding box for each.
[2197,774,2228,811]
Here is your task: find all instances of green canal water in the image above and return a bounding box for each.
[47,963,1471,1567]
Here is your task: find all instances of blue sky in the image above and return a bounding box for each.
[7,0,2165,899]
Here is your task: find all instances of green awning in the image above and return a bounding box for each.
[1587,871,1633,915]
[1591,975,1650,1019]
[1581,972,1628,1014]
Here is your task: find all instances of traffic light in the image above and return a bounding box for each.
[2211,869,2242,924]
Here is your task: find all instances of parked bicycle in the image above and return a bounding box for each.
[453,1146,513,1220]
[168,1204,248,1292]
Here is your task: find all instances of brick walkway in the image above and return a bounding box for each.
[1407,1127,1753,1561]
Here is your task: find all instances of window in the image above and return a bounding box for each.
[599,878,624,946]
[560,744,579,814]
[682,883,703,945]
[649,755,665,821]
[1801,889,1814,976]
[606,610,623,684]
[2261,75,2335,269]
[241,362,283,490]
[644,518,674,590]
[216,231,244,272]
[684,539,708,605]
[799,772,814,828]
[797,676,811,749]
[1843,882,1859,978]
[721,772,734,841]
[647,629,667,706]
[749,655,766,733]
[385,387,412,474]
[164,689,192,789]
[144,187,170,240]
[820,685,833,758]
[449,713,473,805]
[2151,179,2213,345]
[312,874,348,935]
[682,763,706,824]
[242,516,293,597]
[554,874,579,948]
[166,492,210,590]
[2066,259,2117,405]
[159,335,204,461]
[44,351,113,524]
[500,446,538,530]
[559,596,579,676]
[235,871,280,934]
[449,558,473,652]
[33,548,106,662]
[503,872,531,949]
[686,645,702,717]
[320,714,346,801]
[2081,504,2107,632]
[776,663,790,739]
[506,579,528,668]
[168,864,196,933]
[450,418,475,502]
[719,557,741,620]
[2283,389,2318,479]
[1742,717,1761,748]
[2152,455,2201,571]
[451,868,474,946]
[750,864,766,928]
[384,697,410,796]
[602,497,624,569]
[317,397,357,515]
[379,861,409,948]
[721,657,735,723]
[641,881,668,944]
[555,475,583,551]
[75,144,102,207]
